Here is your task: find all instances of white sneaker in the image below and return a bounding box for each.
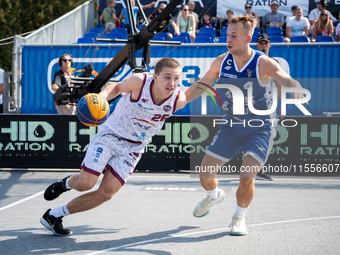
[228,214,248,236]
[193,189,225,217]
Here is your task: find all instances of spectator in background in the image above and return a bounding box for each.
[333,11,340,27]
[119,0,156,34]
[221,9,234,28]
[201,13,216,29]
[286,7,310,42]
[176,5,196,42]
[0,68,4,113]
[286,5,298,22]
[148,3,180,40]
[336,22,340,42]
[178,1,198,24]
[244,3,259,28]
[100,0,120,33]
[188,1,199,24]
[178,1,199,34]
[51,54,77,115]
[308,0,336,26]
[311,10,334,42]
[262,1,284,33]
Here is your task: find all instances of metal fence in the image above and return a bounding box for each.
[7,0,95,113]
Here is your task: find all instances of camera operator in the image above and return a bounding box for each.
[52,53,77,114]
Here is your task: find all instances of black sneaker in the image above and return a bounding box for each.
[40,209,72,236]
[44,175,72,201]
[256,172,273,181]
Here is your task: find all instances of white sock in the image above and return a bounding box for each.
[207,187,219,200]
[234,204,249,217]
[65,177,71,190]
[50,204,70,218]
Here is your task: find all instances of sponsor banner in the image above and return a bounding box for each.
[217,0,309,17]
[22,44,219,114]
[21,44,340,115]
[217,0,340,18]
[1,115,340,176]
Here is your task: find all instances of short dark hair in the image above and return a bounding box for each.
[181,5,188,10]
[154,58,181,74]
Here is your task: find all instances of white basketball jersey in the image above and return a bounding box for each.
[101,73,180,145]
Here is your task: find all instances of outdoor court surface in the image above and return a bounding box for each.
[0,170,339,255]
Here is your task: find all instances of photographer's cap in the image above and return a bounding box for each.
[320,0,328,7]
[257,33,271,43]
[270,1,279,6]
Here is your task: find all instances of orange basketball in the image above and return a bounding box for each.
[76,93,109,126]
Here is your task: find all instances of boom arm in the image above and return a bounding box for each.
[88,0,182,92]
[54,0,182,104]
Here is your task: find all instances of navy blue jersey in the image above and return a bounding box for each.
[216,50,277,122]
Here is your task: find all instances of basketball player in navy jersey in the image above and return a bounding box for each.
[185,16,308,235]
[40,58,187,236]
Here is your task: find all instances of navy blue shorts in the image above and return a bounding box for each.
[207,123,277,165]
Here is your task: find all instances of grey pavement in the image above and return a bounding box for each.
[0,170,339,255]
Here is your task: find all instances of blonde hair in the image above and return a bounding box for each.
[316,11,331,32]
[229,15,256,36]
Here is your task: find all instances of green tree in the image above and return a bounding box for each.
[0,0,88,71]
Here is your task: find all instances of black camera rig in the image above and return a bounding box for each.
[54,0,182,105]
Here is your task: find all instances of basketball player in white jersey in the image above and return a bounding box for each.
[185,16,308,235]
[40,58,187,236]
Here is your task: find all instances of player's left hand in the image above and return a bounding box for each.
[291,92,309,105]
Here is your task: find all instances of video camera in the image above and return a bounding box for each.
[53,64,97,105]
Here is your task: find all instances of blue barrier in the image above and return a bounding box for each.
[21,44,340,116]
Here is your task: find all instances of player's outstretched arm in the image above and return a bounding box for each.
[184,53,226,103]
[261,56,299,89]
[261,57,308,103]
[99,73,144,101]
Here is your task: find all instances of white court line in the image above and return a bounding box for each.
[0,176,337,212]
[85,215,340,255]
[0,175,338,213]
[0,191,44,212]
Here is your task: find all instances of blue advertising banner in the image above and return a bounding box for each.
[21,44,340,115]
